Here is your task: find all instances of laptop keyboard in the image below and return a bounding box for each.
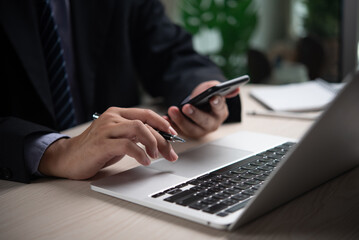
[151,142,296,217]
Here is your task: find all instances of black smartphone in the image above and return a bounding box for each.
[180,75,250,112]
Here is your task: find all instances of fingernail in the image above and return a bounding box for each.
[168,109,178,119]
[212,96,220,105]
[152,149,159,159]
[144,158,151,166]
[170,149,178,162]
[184,105,194,115]
[169,126,178,135]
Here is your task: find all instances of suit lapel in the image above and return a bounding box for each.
[70,0,97,118]
[70,0,113,119]
[1,0,55,119]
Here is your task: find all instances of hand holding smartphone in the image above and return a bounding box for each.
[180,75,249,112]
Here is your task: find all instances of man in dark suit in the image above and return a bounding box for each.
[0,0,242,183]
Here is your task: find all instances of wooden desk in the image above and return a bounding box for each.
[1,86,359,239]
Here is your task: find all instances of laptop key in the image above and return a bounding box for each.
[221,198,239,206]
[266,161,278,167]
[151,192,165,198]
[223,171,239,178]
[254,174,267,182]
[241,164,257,170]
[167,188,182,195]
[188,202,208,210]
[217,212,229,217]
[164,187,176,193]
[199,181,215,188]
[239,173,256,179]
[213,192,231,199]
[203,203,228,214]
[224,188,241,195]
[242,188,256,196]
[248,169,264,175]
[258,165,273,171]
[229,178,247,185]
[229,168,247,174]
[252,184,261,190]
[249,161,264,166]
[225,199,251,213]
[176,194,204,206]
[196,189,213,197]
[231,193,248,201]
[174,183,188,188]
[227,178,243,184]
[211,195,223,201]
[244,179,262,185]
[258,158,272,162]
[164,189,195,203]
[187,179,202,185]
[233,183,251,190]
[208,185,220,191]
[201,197,220,205]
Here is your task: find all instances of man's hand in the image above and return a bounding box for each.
[166,81,240,139]
[39,107,178,180]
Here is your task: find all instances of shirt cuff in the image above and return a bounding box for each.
[24,133,69,177]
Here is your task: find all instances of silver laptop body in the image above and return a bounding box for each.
[91,73,359,230]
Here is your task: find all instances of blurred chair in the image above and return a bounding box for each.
[295,36,325,80]
[247,49,272,84]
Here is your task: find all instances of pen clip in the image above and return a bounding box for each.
[92,113,99,119]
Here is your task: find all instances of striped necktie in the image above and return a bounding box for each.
[38,0,76,130]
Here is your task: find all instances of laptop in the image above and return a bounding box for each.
[91,73,359,230]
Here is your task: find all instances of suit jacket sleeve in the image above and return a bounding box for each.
[0,117,55,183]
[129,0,242,122]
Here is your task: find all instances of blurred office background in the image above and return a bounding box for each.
[160,0,359,84]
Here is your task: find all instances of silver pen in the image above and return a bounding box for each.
[92,113,185,143]
[246,110,320,120]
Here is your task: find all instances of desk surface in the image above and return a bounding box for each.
[1,85,359,240]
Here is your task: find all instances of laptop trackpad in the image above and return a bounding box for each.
[148,144,252,178]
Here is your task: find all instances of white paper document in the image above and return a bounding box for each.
[250,80,344,112]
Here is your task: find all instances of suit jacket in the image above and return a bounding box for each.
[0,0,242,183]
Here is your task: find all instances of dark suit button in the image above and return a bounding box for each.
[0,168,12,179]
